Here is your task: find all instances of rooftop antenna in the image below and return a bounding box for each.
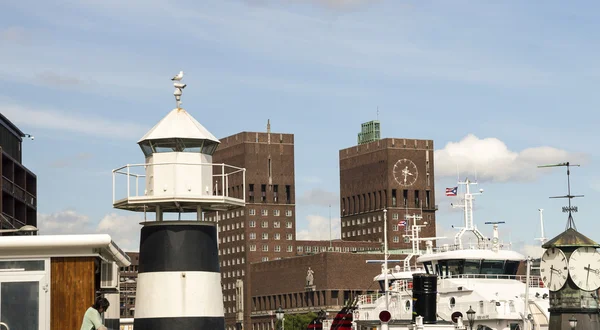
[537,162,582,230]
[171,70,186,108]
[267,119,271,133]
[484,221,505,252]
[376,106,379,120]
[23,134,34,140]
[329,204,332,251]
[535,209,547,244]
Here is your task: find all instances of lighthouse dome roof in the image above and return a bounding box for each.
[138,108,219,143]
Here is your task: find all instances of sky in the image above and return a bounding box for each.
[2,0,599,255]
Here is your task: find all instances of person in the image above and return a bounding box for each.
[80,297,110,330]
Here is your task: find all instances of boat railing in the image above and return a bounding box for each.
[439,300,520,320]
[431,241,513,253]
[357,293,385,306]
[440,274,544,288]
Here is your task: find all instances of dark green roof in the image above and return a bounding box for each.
[542,227,600,248]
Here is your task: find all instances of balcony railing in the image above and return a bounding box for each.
[1,176,36,208]
[112,162,246,205]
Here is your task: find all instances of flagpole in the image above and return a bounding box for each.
[383,208,389,312]
[329,204,332,251]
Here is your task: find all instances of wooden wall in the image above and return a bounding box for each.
[51,257,97,330]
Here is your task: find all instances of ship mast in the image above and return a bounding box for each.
[451,178,486,249]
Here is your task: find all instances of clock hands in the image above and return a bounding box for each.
[584,265,600,275]
[402,166,413,184]
[586,263,590,287]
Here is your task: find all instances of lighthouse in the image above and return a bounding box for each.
[112,72,246,330]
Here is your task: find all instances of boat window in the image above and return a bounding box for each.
[481,260,505,275]
[463,260,481,274]
[505,261,520,275]
[447,260,462,277]
[437,260,448,277]
[423,262,433,274]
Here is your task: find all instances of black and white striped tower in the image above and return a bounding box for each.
[112,72,246,330]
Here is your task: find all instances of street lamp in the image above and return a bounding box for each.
[466,306,476,330]
[569,315,577,330]
[0,225,38,235]
[275,306,284,330]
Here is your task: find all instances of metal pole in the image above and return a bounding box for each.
[329,204,332,251]
[126,165,130,199]
[383,209,389,312]
[112,171,115,203]
[523,256,531,330]
[221,164,225,197]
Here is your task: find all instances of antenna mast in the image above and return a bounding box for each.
[537,162,582,230]
[451,178,486,249]
[535,209,547,244]
[484,221,505,252]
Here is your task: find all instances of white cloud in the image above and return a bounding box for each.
[522,244,544,259]
[434,134,588,182]
[97,213,143,252]
[298,188,338,207]
[1,103,147,140]
[37,210,142,251]
[297,215,341,240]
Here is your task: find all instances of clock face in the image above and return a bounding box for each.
[393,159,418,187]
[568,247,600,291]
[540,248,569,291]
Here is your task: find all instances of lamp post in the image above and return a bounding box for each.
[0,225,38,235]
[275,306,284,330]
[466,306,476,330]
[569,315,577,330]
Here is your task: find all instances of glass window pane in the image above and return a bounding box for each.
[1,281,39,330]
[0,260,44,271]
[463,260,481,274]
[481,260,505,274]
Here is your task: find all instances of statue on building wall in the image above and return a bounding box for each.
[306,267,315,286]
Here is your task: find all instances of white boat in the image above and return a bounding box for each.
[354,179,550,330]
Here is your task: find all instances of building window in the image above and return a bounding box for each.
[393,236,399,243]
[392,189,397,207]
[287,246,293,252]
[261,209,268,216]
[286,210,292,217]
[286,185,291,203]
[274,185,279,203]
[297,246,303,253]
[286,233,293,240]
[261,184,266,202]
[415,190,420,207]
[393,213,399,220]
[274,233,280,240]
[393,225,398,231]
[261,221,268,228]
[249,209,256,216]
[342,233,346,238]
[249,221,256,228]
[274,245,281,252]
[426,190,430,208]
[262,233,268,240]
[274,221,280,228]
[262,245,269,252]
[403,190,408,207]
[249,233,256,240]
[250,244,256,251]
[262,257,269,262]
[286,221,292,228]
[274,209,280,216]
[249,184,254,203]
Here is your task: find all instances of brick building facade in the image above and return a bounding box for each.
[250,252,407,330]
[339,138,437,250]
[206,129,298,329]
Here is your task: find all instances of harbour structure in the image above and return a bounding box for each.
[112,72,246,330]
[0,113,37,233]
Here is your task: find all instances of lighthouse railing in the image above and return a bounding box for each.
[112,162,246,204]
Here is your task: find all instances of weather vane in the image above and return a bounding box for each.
[171,70,186,108]
[537,162,583,230]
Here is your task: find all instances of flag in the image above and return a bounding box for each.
[329,306,353,330]
[445,187,458,196]
[399,220,407,227]
[307,318,322,330]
